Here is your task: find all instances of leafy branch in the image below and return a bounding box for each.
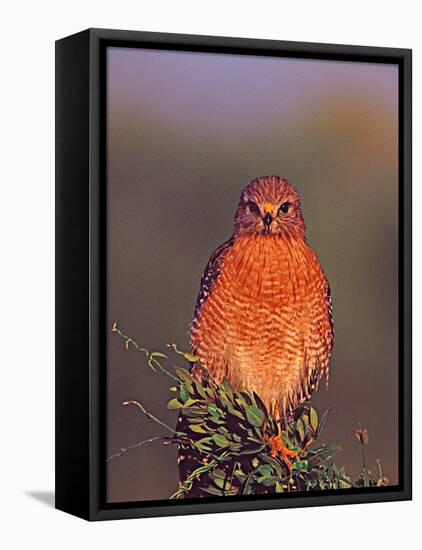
[110,322,389,497]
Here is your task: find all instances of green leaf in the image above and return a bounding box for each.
[207,403,219,415]
[317,408,330,437]
[254,426,264,438]
[238,422,250,432]
[222,378,235,402]
[310,407,319,432]
[189,424,207,434]
[187,416,205,424]
[179,385,189,402]
[167,398,183,409]
[173,366,195,384]
[240,391,254,406]
[253,391,269,416]
[195,437,214,451]
[245,405,265,427]
[293,459,308,472]
[261,455,283,477]
[208,416,225,425]
[226,405,245,420]
[183,398,201,408]
[182,406,206,417]
[296,418,305,441]
[314,444,340,461]
[205,387,215,399]
[194,380,207,399]
[261,476,284,487]
[235,398,247,409]
[258,464,272,476]
[239,445,265,455]
[213,477,233,490]
[213,434,230,448]
[242,473,255,495]
[218,391,231,408]
[275,481,284,493]
[184,353,200,363]
[234,470,247,483]
[210,468,227,480]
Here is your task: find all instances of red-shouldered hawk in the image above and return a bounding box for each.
[177,176,333,491]
[190,175,333,418]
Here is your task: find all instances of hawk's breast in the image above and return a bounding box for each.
[190,235,332,415]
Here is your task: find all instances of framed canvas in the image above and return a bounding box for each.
[55,28,412,521]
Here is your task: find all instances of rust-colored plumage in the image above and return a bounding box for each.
[190,176,333,418]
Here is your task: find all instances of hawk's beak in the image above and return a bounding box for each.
[263,212,273,231]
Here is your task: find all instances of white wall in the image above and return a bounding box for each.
[0,1,418,548]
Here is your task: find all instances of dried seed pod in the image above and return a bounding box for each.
[355,428,369,445]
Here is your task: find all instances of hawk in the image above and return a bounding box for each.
[178,176,333,491]
[190,175,333,418]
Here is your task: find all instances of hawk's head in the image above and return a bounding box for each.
[234,176,305,239]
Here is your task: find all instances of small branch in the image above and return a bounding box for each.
[107,436,163,462]
[112,322,148,353]
[123,400,179,435]
[167,342,186,357]
[112,322,178,381]
[377,458,382,478]
[169,459,218,499]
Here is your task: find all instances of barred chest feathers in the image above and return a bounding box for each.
[190,234,333,418]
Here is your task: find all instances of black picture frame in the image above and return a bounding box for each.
[55,28,412,521]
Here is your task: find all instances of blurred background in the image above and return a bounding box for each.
[106,47,398,503]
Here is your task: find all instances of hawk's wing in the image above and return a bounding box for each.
[326,282,334,344]
[181,238,234,492]
[305,275,334,399]
[193,237,234,319]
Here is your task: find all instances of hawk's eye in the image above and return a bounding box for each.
[247,201,261,216]
[279,202,291,214]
